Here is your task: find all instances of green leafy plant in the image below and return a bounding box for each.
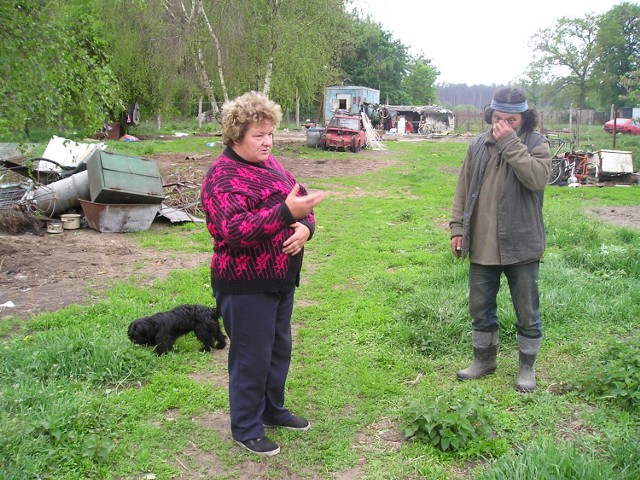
[588,339,640,411]
[403,395,495,452]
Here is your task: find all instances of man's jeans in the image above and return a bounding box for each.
[468,261,542,339]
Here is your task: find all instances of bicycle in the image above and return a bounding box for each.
[547,137,599,185]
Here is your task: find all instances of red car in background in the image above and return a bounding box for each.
[321,112,367,152]
[603,118,640,135]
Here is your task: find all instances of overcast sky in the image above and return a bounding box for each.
[348,0,627,86]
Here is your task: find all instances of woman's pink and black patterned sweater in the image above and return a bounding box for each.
[201,147,316,294]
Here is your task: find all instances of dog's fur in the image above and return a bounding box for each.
[128,304,226,355]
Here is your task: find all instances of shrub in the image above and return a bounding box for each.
[403,395,495,452]
[587,338,640,411]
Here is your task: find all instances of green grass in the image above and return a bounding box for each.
[1,136,639,479]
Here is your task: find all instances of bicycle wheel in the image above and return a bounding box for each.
[576,162,600,183]
[548,158,563,185]
[585,162,600,183]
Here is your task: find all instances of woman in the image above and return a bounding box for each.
[201,91,323,456]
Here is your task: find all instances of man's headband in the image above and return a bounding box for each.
[489,100,528,113]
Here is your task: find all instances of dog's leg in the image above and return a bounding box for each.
[194,324,214,351]
[213,329,227,349]
[155,337,174,355]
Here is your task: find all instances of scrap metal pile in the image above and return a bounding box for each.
[0,137,204,234]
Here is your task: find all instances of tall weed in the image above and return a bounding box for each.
[474,439,636,480]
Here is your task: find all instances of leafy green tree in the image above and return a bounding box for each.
[253,0,347,116]
[0,0,122,140]
[157,0,346,123]
[592,2,640,108]
[529,14,600,109]
[621,69,640,107]
[96,0,193,128]
[401,58,439,105]
[340,18,410,104]
[513,68,547,109]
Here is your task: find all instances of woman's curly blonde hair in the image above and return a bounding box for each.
[221,91,282,146]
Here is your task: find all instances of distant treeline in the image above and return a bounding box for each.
[436,84,506,110]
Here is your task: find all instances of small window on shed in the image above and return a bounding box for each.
[338,99,347,110]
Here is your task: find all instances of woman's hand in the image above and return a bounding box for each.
[283,222,310,256]
[285,184,323,220]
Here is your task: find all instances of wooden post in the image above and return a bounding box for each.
[612,105,617,149]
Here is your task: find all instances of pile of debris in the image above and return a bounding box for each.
[0,136,204,234]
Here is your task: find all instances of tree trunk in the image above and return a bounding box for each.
[261,0,280,96]
[295,88,300,127]
[262,55,274,96]
[165,0,221,122]
[197,0,229,103]
[194,48,221,121]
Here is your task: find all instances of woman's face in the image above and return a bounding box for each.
[232,120,274,163]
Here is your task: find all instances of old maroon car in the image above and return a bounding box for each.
[321,112,367,152]
[603,118,640,135]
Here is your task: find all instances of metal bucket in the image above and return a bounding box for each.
[47,220,63,234]
[306,127,325,148]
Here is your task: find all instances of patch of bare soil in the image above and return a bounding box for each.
[586,205,640,230]
[0,137,396,320]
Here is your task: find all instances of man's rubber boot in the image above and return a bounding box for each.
[516,335,542,393]
[456,330,499,380]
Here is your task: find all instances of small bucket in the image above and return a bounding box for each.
[61,213,81,230]
[47,220,63,234]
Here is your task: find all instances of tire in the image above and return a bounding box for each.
[548,158,563,185]
[579,162,599,184]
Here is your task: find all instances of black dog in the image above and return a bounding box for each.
[128,305,226,355]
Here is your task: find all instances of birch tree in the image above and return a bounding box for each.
[162,0,226,121]
[98,0,192,129]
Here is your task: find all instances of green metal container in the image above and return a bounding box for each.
[87,150,164,204]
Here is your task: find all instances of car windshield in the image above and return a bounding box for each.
[330,117,360,130]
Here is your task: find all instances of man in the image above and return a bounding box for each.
[449,87,551,392]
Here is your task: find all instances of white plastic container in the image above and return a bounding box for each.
[60,213,81,229]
